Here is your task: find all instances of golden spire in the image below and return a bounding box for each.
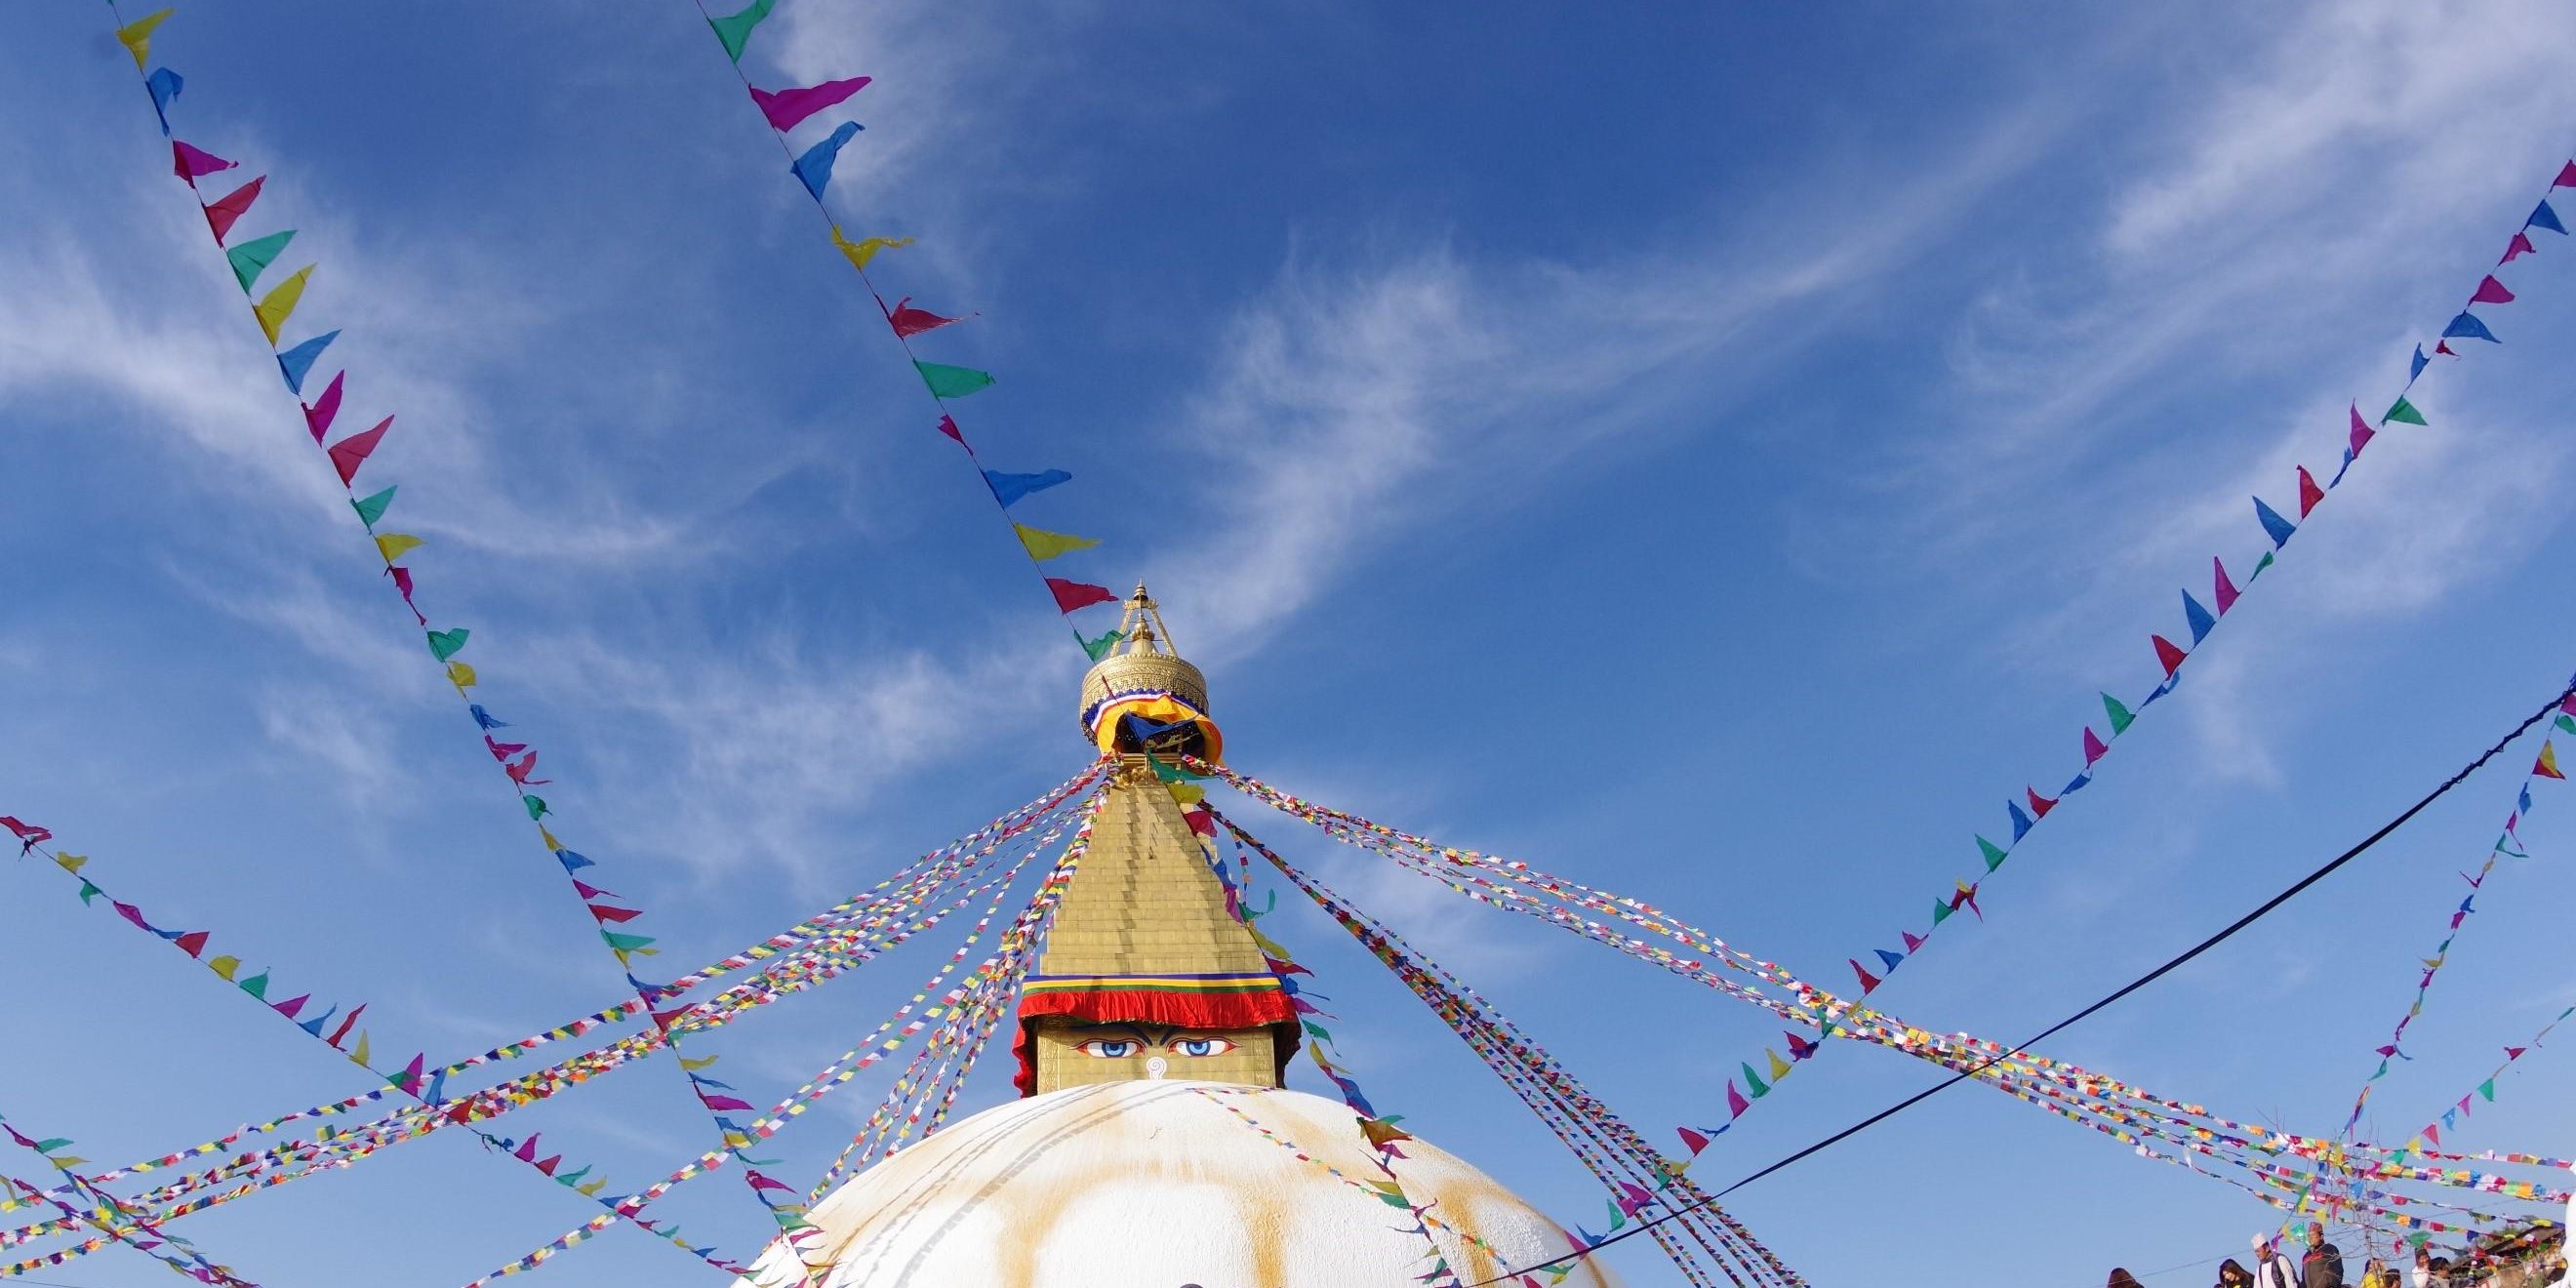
[1076,582,1219,761]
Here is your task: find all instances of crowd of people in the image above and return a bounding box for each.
[2101,1222,2570,1288]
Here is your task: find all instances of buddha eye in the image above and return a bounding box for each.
[1075,1038,1139,1059]
[1172,1037,1238,1058]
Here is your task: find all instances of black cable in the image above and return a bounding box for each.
[1469,678,2576,1287]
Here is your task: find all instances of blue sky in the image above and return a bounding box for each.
[6,1,2576,1284]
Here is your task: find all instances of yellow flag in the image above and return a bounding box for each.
[446,661,477,691]
[1166,782,1205,806]
[1766,1049,1792,1081]
[117,9,172,70]
[2540,742,2564,779]
[830,225,912,272]
[252,265,312,344]
[1013,522,1099,562]
[539,825,562,851]
[576,1177,606,1196]
[679,1054,720,1071]
[53,853,85,873]
[374,533,423,562]
[207,954,240,980]
[351,1031,371,1066]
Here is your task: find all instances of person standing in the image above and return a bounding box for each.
[2304,1222,2347,1288]
[2255,1236,2303,1288]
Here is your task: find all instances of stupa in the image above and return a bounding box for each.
[740,585,1616,1287]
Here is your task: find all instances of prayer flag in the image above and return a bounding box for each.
[2441,311,2498,343]
[2153,633,2188,677]
[2384,396,2428,426]
[117,9,172,70]
[2212,556,2239,614]
[1725,1080,1751,1116]
[173,140,236,182]
[329,416,393,486]
[447,661,478,691]
[2082,727,2109,766]
[2252,497,2296,547]
[425,628,469,662]
[145,67,182,135]
[471,705,508,730]
[886,296,962,339]
[706,0,776,61]
[1013,523,1099,561]
[2408,345,2428,383]
[913,361,995,399]
[202,176,264,243]
[1081,628,1124,661]
[2102,691,2134,735]
[2008,799,2034,840]
[253,265,313,344]
[275,330,338,393]
[2471,274,2516,304]
[303,370,344,441]
[985,468,1070,507]
[225,229,295,292]
[2348,403,2374,459]
[373,533,423,561]
[2182,589,2216,644]
[351,486,396,528]
[2558,161,2576,188]
[1978,834,2007,870]
[2296,465,2324,518]
[935,414,967,445]
[790,121,863,200]
[1675,1126,1716,1155]
[1873,948,1905,973]
[830,226,910,272]
[1049,580,1117,613]
[2026,786,2056,818]
[1847,958,1881,993]
[2528,201,2567,235]
[2537,743,2565,781]
[752,77,870,132]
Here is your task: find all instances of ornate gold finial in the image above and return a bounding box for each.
[1076,583,1221,761]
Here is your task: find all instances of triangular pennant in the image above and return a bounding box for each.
[1046,578,1115,614]
[2252,496,2297,548]
[2295,465,2324,518]
[829,226,911,272]
[329,416,393,486]
[253,265,313,345]
[146,66,183,135]
[1977,834,2007,871]
[117,9,173,70]
[984,468,1070,508]
[1013,523,1099,561]
[275,330,339,394]
[913,361,995,399]
[2441,311,2499,344]
[225,229,296,293]
[2182,589,2217,644]
[2082,726,2109,766]
[885,296,963,339]
[2383,396,2428,426]
[789,121,863,201]
[2101,691,2135,735]
[2153,634,2188,677]
[2527,200,2567,235]
[2471,274,2516,305]
[202,175,264,243]
[1080,628,1125,662]
[350,486,396,528]
[302,370,345,442]
[750,76,871,132]
[706,0,777,61]
[172,140,236,182]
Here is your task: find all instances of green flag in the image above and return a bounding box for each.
[1931,899,1952,925]
[913,361,995,399]
[1741,1062,1770,1097]
[237,970,270,999]
[2477,1078,2496,1102]
[1977,835,2007,871]
[350,486,396,528]
[1081,628,1124,662]
[2383,396,2428,426]
[706,0,777,61]
[425,628,469,662]
[523,794,548,820]
[2557,713,2576,735]
[224,229,295,292]
[2249,550,2275,580]
[2100,692,2134,735]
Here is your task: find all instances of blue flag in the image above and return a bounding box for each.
[2182,589,2217,644]
[1874,948,1906,972]
[2441,311,2498,343]
[790,121,862,201]
[2408,343,2428,383]
[2530,200,2568,236]
[984,468,1071,508]
[2008,800,2034,841]
[2254,496,2297,548]
[145,67,182,135]
[275,330,340,394]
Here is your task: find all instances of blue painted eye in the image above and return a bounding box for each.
[1173,1037,1238,1058]
[1076,1039,1139,1059]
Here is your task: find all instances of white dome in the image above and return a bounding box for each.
[740,1080,1620,1288]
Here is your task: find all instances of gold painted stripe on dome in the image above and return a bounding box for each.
[1077,652,1208,734]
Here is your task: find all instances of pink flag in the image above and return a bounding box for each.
[2296,465,2324,518]
[485,736,527,761]
[302,371,344,442]
[1047,578,1116,613]
[172,140,236,182]
[935,414,967,446]
[885,296,963,339]
[328,416,392,486]
[749,76,870,132]
[202,176,264,243]
[2556,160,2576,188]
[1725,1080,1751,1117]
[700,1093,757,1112]
[2471,274,2516,304]
[2347,402,2374,459]
[2501,232,2536,264]
[2213,556,2240,614]
[513,1133,542,1162]
[1902,929,1926,952]
[2082,727,2110,765]
[387,566,425,624]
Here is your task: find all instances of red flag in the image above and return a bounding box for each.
[884,297,963,339]
[328,416,392,486]
[535,1155,562,1176]
[2296,465,2324,518]
[327,1003,366,1048]
[935,414,967,446]
[2025,786,2056,818]
[0,817,51,846]
[587,904,644,923]
[2471,274,2516,305]
[504,751,549,785]
[485,737,528,761]
[1046,578,1115,613]
[302,371,344,442]
[174,930,210,957]
[2082,726,2110,765]
[1675,1126,1712,1155]
[1848,958,1881,993]
[202,176,264,243]
[2507,1046,2526,1060]
[2435,340,2458,356]
[2153,634,2187,677]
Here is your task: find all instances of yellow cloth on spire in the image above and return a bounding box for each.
[117,9,172,69]
[253,265,312,344]
[1087,693,1224,763]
